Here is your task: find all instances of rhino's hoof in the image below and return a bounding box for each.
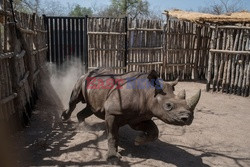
[61,110,70,121]
[76,112,85,123]
[106,151,121,161]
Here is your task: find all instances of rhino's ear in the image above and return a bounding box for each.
[147,70,159,82]
[147,70,166,97]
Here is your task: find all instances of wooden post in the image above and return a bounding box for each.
[124,16,128,71]
[84,15,89,73]
[206,29,216,91]
[42,15,49,61]
[194,26,201,80]
[8,24,21,126]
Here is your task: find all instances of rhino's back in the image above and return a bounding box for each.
[82,69,151,115]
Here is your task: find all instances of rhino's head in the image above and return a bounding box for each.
[148,70,201,126]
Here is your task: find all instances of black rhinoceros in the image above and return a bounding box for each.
[61,68,201,160]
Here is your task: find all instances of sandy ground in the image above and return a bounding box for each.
[11,79,250,167]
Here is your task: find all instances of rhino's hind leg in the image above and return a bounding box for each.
[129,120,159,145]
[76,105,93,123]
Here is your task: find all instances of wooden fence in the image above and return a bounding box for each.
[46,17,209,80]
[206,26,250,97]
[127,19,163,76]
[86,18,210,80]
[0,3,47,131]
[88,17,126,73]
[164,20,211,80]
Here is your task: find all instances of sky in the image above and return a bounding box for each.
[54,0,250,12]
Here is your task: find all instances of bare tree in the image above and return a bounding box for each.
[12,0,41,13]
[199,0,244,15]
[12,0,67,16]
[40,0,67,16]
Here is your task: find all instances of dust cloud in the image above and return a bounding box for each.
[38,59,85,113]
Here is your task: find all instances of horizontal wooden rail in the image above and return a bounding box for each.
[18,71,29,87]
[33,47,48,55]
[88,32,126,35]
[167,48,209,51]
[88,66,126,70]
[0,93,17,104]
[210,49,250,55]
[0,52,14,59]
[16,50,26,59]
[128,28,163,31]
[17,26,36,35]
[35,29,47,33]
[128,47,163,50]
[166,32,196,35]
[210,25,250,30]
[166,63,194,66]
[89,48,125,51]
[128,62,163,65]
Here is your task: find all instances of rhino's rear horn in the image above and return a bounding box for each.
[186,89,201,111]
[177,89,186,99]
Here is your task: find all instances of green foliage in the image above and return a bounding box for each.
[98,0,149,19]
[69,4,93,17]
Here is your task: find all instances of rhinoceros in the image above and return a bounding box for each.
[61,68,201,160]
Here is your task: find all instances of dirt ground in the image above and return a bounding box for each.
[10,77,250,167]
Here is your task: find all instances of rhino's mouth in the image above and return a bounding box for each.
[163,116,193,126]
[175,117,193,126]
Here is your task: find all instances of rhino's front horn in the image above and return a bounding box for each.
[186,89,201,111]
[177,89,186,99]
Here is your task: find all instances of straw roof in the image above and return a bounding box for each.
[164,10,250,24]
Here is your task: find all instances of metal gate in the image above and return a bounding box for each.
[45,16,127,73]
[45,16,88,68]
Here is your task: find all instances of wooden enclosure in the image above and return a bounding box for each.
[46,16,208,80]
[127,19,163,76]
[0,3,47,131]
[206,26,250,97]
[45,14,250,97]
[88,17,127,73]
[164,19,211,80]
[165,10,250,97]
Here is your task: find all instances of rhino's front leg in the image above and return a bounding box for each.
[130,119,159,145]
[105,114,121,160]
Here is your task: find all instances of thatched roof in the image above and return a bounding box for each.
[164,10,250,24]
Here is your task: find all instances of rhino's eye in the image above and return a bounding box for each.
[163,102,174,111]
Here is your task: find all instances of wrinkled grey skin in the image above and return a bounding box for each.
[61,68,201,160]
